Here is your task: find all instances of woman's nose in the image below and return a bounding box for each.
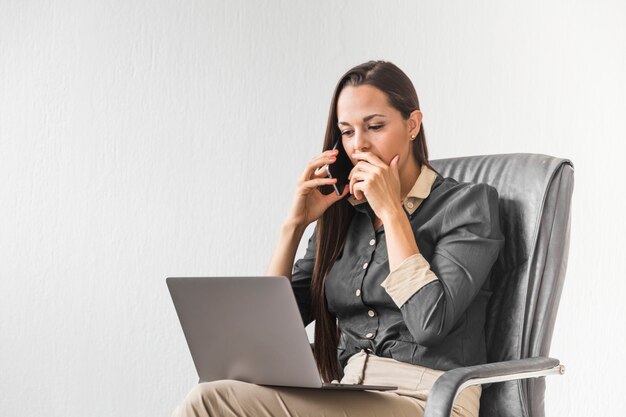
[353,130,370,152]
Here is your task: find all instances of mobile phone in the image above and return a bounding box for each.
[325,140,354,196]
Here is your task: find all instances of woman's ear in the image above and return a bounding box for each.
[409,110,423,135]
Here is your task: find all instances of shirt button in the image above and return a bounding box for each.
[369,239,376,246]
[365,332,374,339]
[407,201,414,209]
[355,289,361,297]
[367,310,375,317]
[362,262,368,269]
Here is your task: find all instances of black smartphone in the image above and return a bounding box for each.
[326,140,354,196]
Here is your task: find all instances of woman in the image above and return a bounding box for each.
[173,60,504,417]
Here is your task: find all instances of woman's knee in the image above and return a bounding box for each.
[187,380,236,402]
[178,380,251,415]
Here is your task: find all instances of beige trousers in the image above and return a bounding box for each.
[172,350,481,417]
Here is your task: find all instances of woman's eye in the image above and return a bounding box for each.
[340,125,382,135]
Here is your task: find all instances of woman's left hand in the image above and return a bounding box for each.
[349,151,402,220]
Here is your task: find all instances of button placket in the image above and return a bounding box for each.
[358,231,379,343]
[363,308,380,341]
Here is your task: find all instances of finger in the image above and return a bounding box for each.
[311,154,337,178]
[348,174,356,195]
[355,174,372,200]
[353,182,364,200]
[313,152,338,178]
[301,151,338,182]
[350,173,363,197]
[351,160,378,175]
[312,152,339,178]
[391,154,400,168]
[348,166,355,184]
[349,170,370,197]
[312,163,331,179]
[301,176,337,191]
[350,151,387,169]
[328,184,349,202]
[348,165,360,195]
[340,184,350,200]
[349,170,357,195]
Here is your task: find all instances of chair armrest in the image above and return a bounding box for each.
[423,356,565,417]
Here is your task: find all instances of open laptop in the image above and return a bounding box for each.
[166,276,397,391]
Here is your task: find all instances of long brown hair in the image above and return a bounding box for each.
[312,60,435,382]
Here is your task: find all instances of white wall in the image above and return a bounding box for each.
[1,1,624,416]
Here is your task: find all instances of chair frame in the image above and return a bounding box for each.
[423,357,565,417]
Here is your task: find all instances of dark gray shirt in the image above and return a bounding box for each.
[291,165,504,377]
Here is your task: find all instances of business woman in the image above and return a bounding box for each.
[172,60,505,417]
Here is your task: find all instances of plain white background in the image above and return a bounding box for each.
[1,1,625,416]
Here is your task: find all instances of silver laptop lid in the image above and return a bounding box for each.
[167,276,324,388]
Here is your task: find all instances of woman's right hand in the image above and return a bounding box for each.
[285,148,350,228]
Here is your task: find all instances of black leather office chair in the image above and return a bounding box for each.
[422,153,574,417]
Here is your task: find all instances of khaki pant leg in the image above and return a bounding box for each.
[172,379,427,417]
[451,385,481,417]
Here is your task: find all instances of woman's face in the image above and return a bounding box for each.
[336,85,422,169]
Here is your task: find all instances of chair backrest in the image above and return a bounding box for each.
[430,153,574,417]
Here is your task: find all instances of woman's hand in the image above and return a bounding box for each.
[285,149,350,228]
[349,151,402,220]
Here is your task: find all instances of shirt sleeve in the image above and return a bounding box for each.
[380,253,439,307]
[381,183,505,348]
[291,225,317,327]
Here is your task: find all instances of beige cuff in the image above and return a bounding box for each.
[380,253,439,308]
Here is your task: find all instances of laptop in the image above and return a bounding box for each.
[166,276,397,391]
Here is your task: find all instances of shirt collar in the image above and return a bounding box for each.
[347,164,439,215]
